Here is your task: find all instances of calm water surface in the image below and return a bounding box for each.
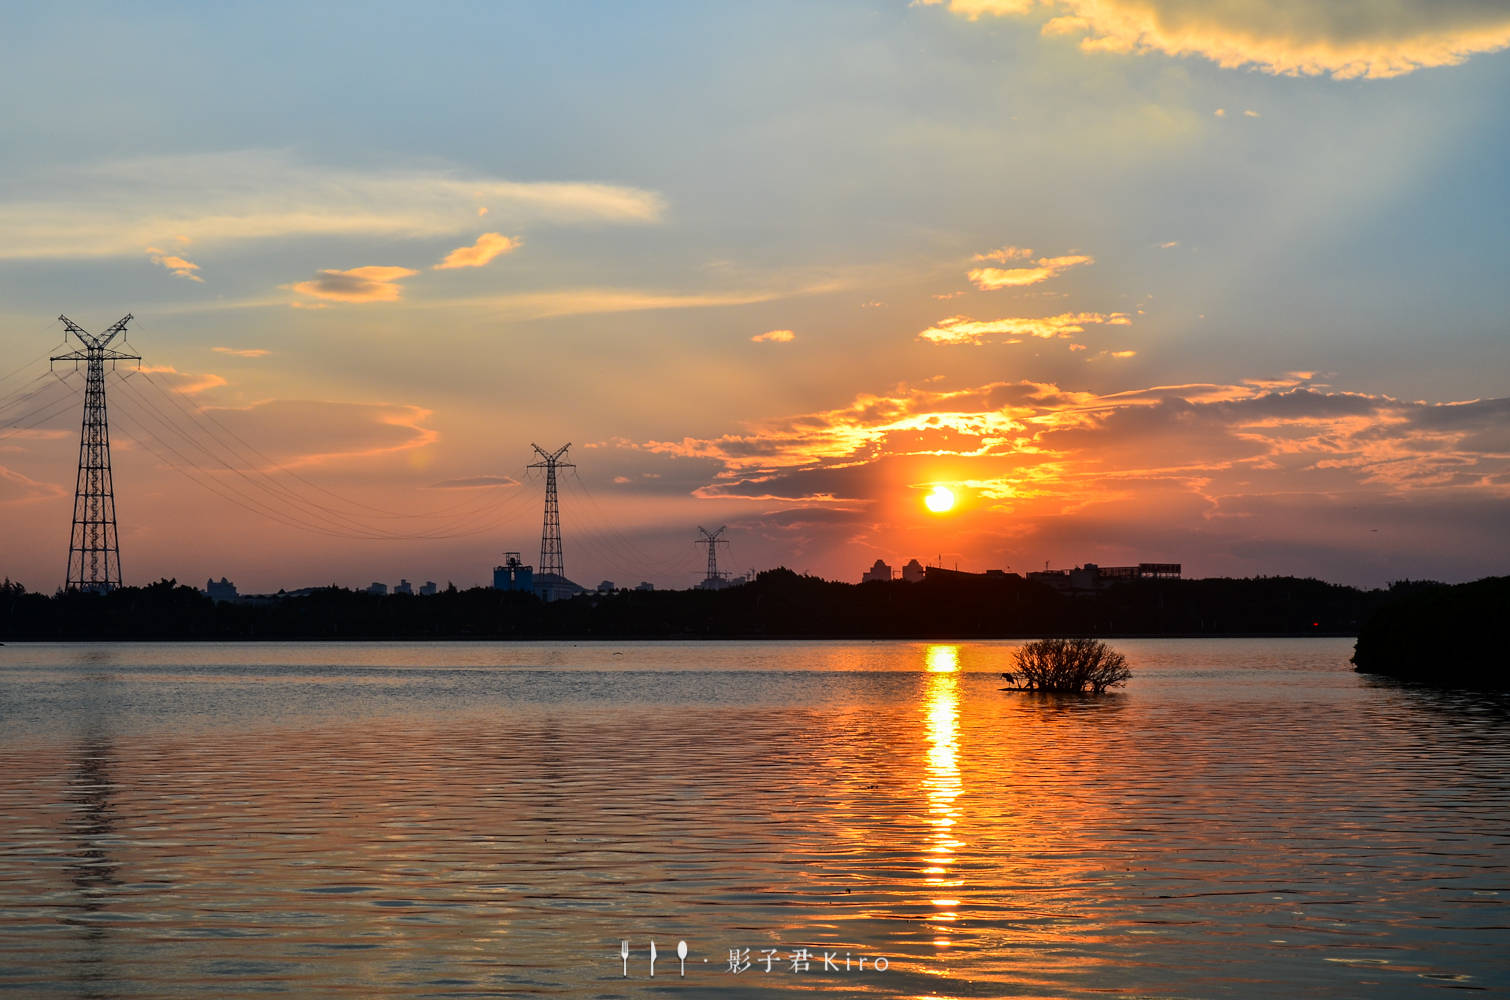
[0,639,1506,998]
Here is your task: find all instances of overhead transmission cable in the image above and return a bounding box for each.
[133,369,500,522]
[112,374,536,541]
[109,371,540,540]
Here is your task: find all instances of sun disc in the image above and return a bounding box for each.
[924,486,955,513]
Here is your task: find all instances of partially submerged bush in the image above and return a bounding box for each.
[1004,638,1131,694]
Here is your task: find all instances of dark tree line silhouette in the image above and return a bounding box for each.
[0,567,1407,641]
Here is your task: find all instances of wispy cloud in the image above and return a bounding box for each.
[917,0,1510,79]
[289,265,418,304]
[445,283,837,321]
[967,253,1093,290]
[972,245,1035,263]
[434,232,521,270]
[138,364,227,396]
[212,346,269,358]
[0,464,65,505]
[426,474,520,489]
[145,247,203,282]
[182,399,439,472]
[919,311,1130,345]
[751,329,796,343]
[0,151,665,260]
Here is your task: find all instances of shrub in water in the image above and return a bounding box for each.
[1005,638,1131,694]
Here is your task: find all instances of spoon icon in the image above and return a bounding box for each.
[677,940,688,976]
[620,940,628,977]
[649,940,657,977]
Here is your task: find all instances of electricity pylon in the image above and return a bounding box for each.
[51,314,139,593]
[696,525,729,588]
[528,443,573,578]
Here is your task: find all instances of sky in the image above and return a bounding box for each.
[2,0,1508,593]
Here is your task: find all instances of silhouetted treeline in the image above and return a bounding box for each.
[0,568,1401,641]
[1352,576,1509,688]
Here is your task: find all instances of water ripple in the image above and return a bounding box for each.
[0,639,1506,997]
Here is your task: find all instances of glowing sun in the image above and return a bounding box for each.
[924,485,956,513]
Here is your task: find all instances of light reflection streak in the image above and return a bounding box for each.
[921,645,963,948]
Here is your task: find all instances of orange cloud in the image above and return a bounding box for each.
[146,247,203,282]
[919,311,1130,345]
[917,0,1510,79]
[751,329,796,343]
[289,265,418,303]
[968,253,1093,290]
[127,398,438,473]
[137,364,227,396]
[434,232,522,270]
[626,376,1510,573]
[212,347,269,358]
[0,464,65,504]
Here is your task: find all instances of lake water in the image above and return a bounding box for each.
[0,639,1506,998]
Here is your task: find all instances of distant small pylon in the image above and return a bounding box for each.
[51,314,139,593]
[695,525,729,588]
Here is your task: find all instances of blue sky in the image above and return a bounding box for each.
[2,2,1508,591]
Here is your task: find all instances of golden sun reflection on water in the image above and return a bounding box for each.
[922,645,964,948]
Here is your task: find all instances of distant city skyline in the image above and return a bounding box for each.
[2,2,1508,592]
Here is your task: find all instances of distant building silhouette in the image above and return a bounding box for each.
[419,580,438,596]
[901,558,926,583]
[367,581,388,596]
[635,581,654,591]
[534,573,585,602]
[861,559,893,583]
[494,552,534,593]
[597,580,615,593]
[922,566,1021,584]
[394,579,413,596]
[1028,562,1181,592]
[205,577,238,602]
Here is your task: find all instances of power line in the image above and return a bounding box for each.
[134,370,497,522]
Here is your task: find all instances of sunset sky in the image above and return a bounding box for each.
[2,1,1508,593]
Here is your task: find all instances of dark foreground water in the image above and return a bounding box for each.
[0,639,1506,998]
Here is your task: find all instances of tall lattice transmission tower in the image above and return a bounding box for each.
[528,442,573,579]
[51,314,139,593]
[696,525,729,590]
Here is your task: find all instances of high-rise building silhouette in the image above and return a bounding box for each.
[51,314,139,593]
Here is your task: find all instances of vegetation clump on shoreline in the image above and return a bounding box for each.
[1003,637,1131,694]
[1352,576,1508,688]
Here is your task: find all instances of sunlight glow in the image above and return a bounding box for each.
[924,485,956,513]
